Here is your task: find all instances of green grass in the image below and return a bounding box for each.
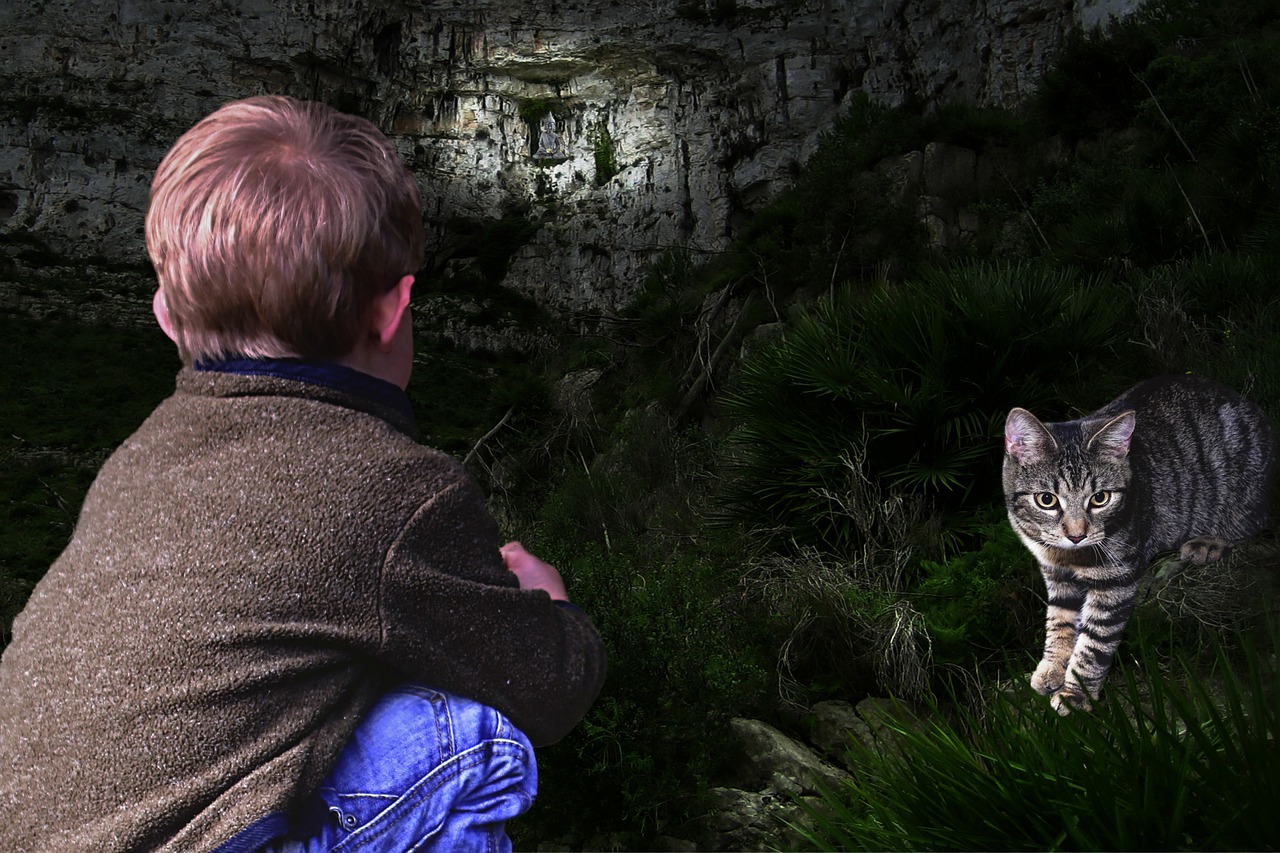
[913,518,1041,669]
[794,627,1280,851]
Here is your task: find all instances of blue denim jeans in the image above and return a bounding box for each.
[264,685,537,853]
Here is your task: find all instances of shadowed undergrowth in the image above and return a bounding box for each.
[793,625,1280,852]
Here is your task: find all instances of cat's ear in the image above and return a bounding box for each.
[1005,408,1055,464]
[1087,410,1135,459]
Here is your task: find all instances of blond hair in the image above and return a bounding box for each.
[145,95,425,362]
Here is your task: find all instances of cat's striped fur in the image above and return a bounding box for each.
[1003,375,1275,714]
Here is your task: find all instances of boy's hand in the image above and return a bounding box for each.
[500,541,569,601]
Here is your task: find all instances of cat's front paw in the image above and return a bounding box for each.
[1030,659,1066,695]
[1180,537,1232,564]
[1049,686,1093,715]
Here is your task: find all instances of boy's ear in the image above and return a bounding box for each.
[371,274,414,351]
[152,289,179,343]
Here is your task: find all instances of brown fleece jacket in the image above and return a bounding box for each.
[0,367,606,852]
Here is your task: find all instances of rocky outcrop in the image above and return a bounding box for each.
[686,697,928,851]
[0,0,1137,324]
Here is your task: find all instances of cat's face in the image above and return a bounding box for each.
[1003,408,1135,560]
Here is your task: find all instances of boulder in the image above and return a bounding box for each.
[702,786,821,853]
[727,716,853,796]
[808,699,868,772]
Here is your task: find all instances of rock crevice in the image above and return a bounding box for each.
[0,0,1138,318]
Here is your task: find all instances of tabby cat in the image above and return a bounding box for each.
[1003,374,1275,714]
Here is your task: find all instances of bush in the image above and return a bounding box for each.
[720,260,1138,554]
[738,439,938,704]
[1031,0,1280,265]
[506,409,774,847]
[913,518,1041,670]
[1035,23,1158,140]
[513,535,771,846]
[406,343,550,458]
[796,627,1280,851]
[1132,252,1280,408]
[589,122,620,186]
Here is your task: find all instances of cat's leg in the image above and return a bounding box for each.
[1032,566,1083,697]
[1051,570,1140,715]
[1179,537,1232,564]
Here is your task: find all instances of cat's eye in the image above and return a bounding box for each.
[1089,491,1112,508]
[1034,492,1059,509]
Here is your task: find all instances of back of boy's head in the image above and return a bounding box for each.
[145,95,425,363]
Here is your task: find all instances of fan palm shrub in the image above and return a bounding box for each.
[720,260,1135,555]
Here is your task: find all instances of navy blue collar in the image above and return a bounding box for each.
[194,357,415,426]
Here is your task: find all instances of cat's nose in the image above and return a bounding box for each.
[1066,533,1086,544]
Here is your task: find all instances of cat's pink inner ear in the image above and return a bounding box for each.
[1005,408,1048,462]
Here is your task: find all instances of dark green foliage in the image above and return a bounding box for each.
[607,246,732,410]
[1038,0,1280,146]
[516,539,770,845]
[805,94,1032,185]
[788,95,1036,287]
[517,97,560,125]
[789,93,911,275]
[589,123,620,186]
[510,414,773,847]
[1132,252,1280,405]
[1150,250,1276,321]
[0,314,177,452]
[406,343,550,458]
[913,519,1041,669]
[618,249,704,350]
[1206,103,1280,251]
[0,312,177,642]
[720,261,1136,553]
[1053,165,1212,266]
[795,628,1280,851]
[1032,0,1280,266]
[1036,25,1159,140]
[731,192,829,294]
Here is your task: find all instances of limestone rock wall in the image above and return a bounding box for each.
[0,0,1137,320]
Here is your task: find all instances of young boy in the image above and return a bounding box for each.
[0,95,606,852]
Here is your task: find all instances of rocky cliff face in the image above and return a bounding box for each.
[0,0,1136,323]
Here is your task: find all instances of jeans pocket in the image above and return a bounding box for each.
[334,738,535,852]
[315,686,537,853]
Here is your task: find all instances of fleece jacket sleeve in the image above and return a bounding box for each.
[375,471,607,747]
